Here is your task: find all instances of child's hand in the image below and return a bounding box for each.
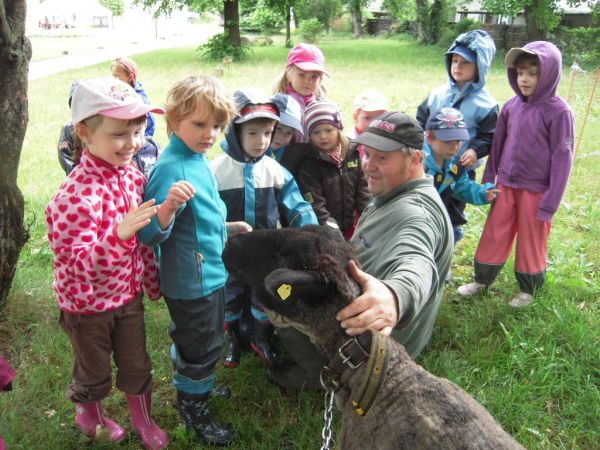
[486,188,500,203]
[162,181,196,215]
[459,149,477,167]
[117,199,158,241]
[226,221,253,236]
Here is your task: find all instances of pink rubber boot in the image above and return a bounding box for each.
[126,392,168,450]
[74,401,127,442]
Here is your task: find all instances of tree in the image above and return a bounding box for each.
[345,0,369,37]
[135,0,241,46]
[294,0,342,33]
[100,0,125,16]
[384,0,448,43]
[481,0,591,40]
[0,0,30,309]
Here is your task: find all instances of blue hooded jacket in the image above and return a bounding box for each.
[417,30,499,161]
[211,124,317,229]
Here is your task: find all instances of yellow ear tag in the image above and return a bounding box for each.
[277,284,292,301]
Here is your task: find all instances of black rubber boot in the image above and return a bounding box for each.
[266,327,324,392]
[176,391,235,446]
[250,319,281,367]
[222,321,241,368]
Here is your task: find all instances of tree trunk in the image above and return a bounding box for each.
[0,0,31,309]
[523,2,546,40]
[350,0,362,37]
[415,0,427,41]
[223,0,240,47]
[285,1,292,47]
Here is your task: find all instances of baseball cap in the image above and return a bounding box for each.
[425,107,470,141]
[354,111,423,152]
[353,89,390,112]
[303,100,343,136]
[233,89,280,125]
[270,93,303,135]
[448,44,477,63]
[71,78,164,125]
[504,47,538,68]
[286,43,330,77]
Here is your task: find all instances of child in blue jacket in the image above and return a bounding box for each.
[211,89,318,370]
[417,29,499,241]
[424,107,499,245]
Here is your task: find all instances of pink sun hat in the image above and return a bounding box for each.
[71,78,164,124]
[286,43,330,77]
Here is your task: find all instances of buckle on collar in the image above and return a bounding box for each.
[338,337,369,369]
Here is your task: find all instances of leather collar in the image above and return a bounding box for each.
[320,330,390,416]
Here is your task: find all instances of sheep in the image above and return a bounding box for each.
[222,225,525,450]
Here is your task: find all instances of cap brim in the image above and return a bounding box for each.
[448,47,476,63]
[430,128,470,141]
[292,61,330,77]
[279,114,303,135]
[354,131,405,152]
[100,103,164,120]
[505,47,537,68]
[235,111,280,124]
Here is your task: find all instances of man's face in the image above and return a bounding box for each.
[361,146,420,197]
[239,120,276,159]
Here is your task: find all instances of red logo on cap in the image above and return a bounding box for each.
[370,119,396,134]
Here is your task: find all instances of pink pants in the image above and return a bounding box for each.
[474,184,551,292]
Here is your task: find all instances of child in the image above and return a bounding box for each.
[273,43,329,143]
[268,92,304,163]
[457,41,575,308]
[297,100,370,239]
[424,107,499,245]
[0,356,15,449]
[111,56,160,177]
[211,89,317,369]
[45,78,168,449]
[138,75,246,446]
[58,79,156,177]
[416,29,498,242]
[348,88,390,139]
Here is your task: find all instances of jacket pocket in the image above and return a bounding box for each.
[195,251,204,284]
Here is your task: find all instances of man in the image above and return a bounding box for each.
[268,111,453,390]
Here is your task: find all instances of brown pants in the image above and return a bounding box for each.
[59,295,152,402]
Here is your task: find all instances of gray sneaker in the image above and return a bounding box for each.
[509,293,533,308]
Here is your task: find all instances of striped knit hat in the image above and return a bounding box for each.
[303,100,343,136]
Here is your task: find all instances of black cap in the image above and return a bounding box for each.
[354,111,424,152]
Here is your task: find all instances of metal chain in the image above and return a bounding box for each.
[320,387,335,450]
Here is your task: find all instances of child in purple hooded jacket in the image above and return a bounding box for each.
[457,41,575,308]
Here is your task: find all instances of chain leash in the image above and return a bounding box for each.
[320,386,335,450]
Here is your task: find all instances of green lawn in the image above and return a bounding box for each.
[1,35,599,449]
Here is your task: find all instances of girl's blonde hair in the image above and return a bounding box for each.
[165,74,237,137]
[273,65,327,98]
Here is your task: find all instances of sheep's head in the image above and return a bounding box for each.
[222,226,360,347]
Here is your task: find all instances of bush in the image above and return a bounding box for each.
[197,32,252,61]
[297,19,324,44]
[554,27,600,68]
[248,6,285,34]
[438,18,483,49]
[330,13,352,33]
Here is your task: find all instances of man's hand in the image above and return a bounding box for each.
[336,260,398,336]
[117,198,158,241]
[226,221,253,236]
[459,148,477,167]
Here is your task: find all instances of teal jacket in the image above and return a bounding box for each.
[139,134,228,299]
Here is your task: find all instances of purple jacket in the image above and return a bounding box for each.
[482,41,574,222]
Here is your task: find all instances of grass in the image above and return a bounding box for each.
[2,34,599,449]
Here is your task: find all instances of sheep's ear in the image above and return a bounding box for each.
[264,269,328,312]
[316,254,359,302]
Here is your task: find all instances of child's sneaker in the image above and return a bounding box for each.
[457,282,486,297]
[509,292,533,308]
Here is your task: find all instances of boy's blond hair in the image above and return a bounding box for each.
[273,66,327,98]
[165,74,237,137]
